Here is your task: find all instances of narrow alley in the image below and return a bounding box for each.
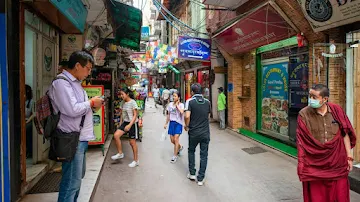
[92,100,360,202]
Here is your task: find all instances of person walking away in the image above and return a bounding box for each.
[159,85,165,98]
[184,83,211,186]
[297,84,356,202]
[25,85,35,158]
[164,91,184,163]
[217,87,226,130]
[49,51,104,202]
[111,88,140,168]
[162,87,171,115]
[152,85,160,108]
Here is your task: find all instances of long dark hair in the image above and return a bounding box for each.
[120,87,135,100]
[173,91,181,102]
[25,85,33,108]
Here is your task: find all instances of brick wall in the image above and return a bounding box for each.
[240,52,257,131]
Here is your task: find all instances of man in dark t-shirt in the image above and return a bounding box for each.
[184,83,211,186]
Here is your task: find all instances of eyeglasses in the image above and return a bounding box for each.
[83,65,92,71]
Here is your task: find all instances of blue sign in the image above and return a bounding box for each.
[289,62,309,109]
[50,0,88,33]
[1,11,11,202]
[178,36,211,61]
[228,83,233,93]
[262,62,289,100]
[141,26,150,41]
[261,62,289,135]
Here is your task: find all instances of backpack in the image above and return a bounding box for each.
[34,76,68,142]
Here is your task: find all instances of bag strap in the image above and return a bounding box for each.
[47,76,69,115]
[50,75,87,131]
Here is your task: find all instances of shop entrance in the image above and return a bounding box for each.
[257,46,309,144]
[24,9,58,183]
[346,31,360,160]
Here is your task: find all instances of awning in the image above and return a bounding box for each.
[213,2,298,55]
[167,65,180,74]
[27,0,87,33]
[106,0,142,51]
[203,0,249,9]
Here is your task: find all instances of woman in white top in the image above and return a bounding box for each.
[164,91,184,163]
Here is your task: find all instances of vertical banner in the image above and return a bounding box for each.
[83,86,105,145]
[289,62,309,109]
[0,3,10,201]
[261,62,289,136]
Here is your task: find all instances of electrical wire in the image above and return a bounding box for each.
[154,2,188,36]
[153,0,208,35]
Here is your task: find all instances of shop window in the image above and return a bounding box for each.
[312,43,346,109]
[25,10,40,30]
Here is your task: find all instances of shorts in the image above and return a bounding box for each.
[118,122,138,139]
[168,121,183,136]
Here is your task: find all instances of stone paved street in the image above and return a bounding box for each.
[92,99,360,202]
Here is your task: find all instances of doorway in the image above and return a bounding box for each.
[346,31,360,161]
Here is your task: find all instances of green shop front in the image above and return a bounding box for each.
[256,36,309,145]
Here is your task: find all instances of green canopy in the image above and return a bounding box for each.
[106,0,142,51]
[168,65,180,74]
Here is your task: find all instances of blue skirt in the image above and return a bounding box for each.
[168,121,183,136]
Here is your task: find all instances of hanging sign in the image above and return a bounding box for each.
[92,48,106,66]
[83,86,105,145]
[298,0,360,32]
[141,26,150,41]
[61,34,84,62]
[178,36,211,61]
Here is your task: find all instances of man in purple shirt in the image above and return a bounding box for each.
[49,51,103,202]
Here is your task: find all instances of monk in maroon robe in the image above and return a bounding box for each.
[297,84,356,202]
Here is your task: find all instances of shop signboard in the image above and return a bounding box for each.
[289,62,309,109]
[213,3,296,55]
[49,0,88,33]
[297,0,360,32]
[141,26,150,41]
[83,86,105,145]
[261,62,289,136]
[178,36,211,61]
[61,34,83,62]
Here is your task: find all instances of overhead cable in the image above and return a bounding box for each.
[153,0,208,35]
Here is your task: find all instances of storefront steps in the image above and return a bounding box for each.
[20,134,113,202]
[237,128,360,194]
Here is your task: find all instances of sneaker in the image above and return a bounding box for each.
[111,153,124,160]
[170,156,178,163]
[197,180,205,186]
[187,173,196,181]
[178,146,184,155]
[128,161,139,168]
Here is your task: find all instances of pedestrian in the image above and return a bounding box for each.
[25,84,35,158]
[49,51,104,202]
[111,87,140,168]
[152,85,160,108]
[297,84,356,202]
[164,91,184,163]
[162,87,171,115]
[184,83,211,186]
[217,87,226,130]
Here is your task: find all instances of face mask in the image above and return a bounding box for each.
[308,98,324,109]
